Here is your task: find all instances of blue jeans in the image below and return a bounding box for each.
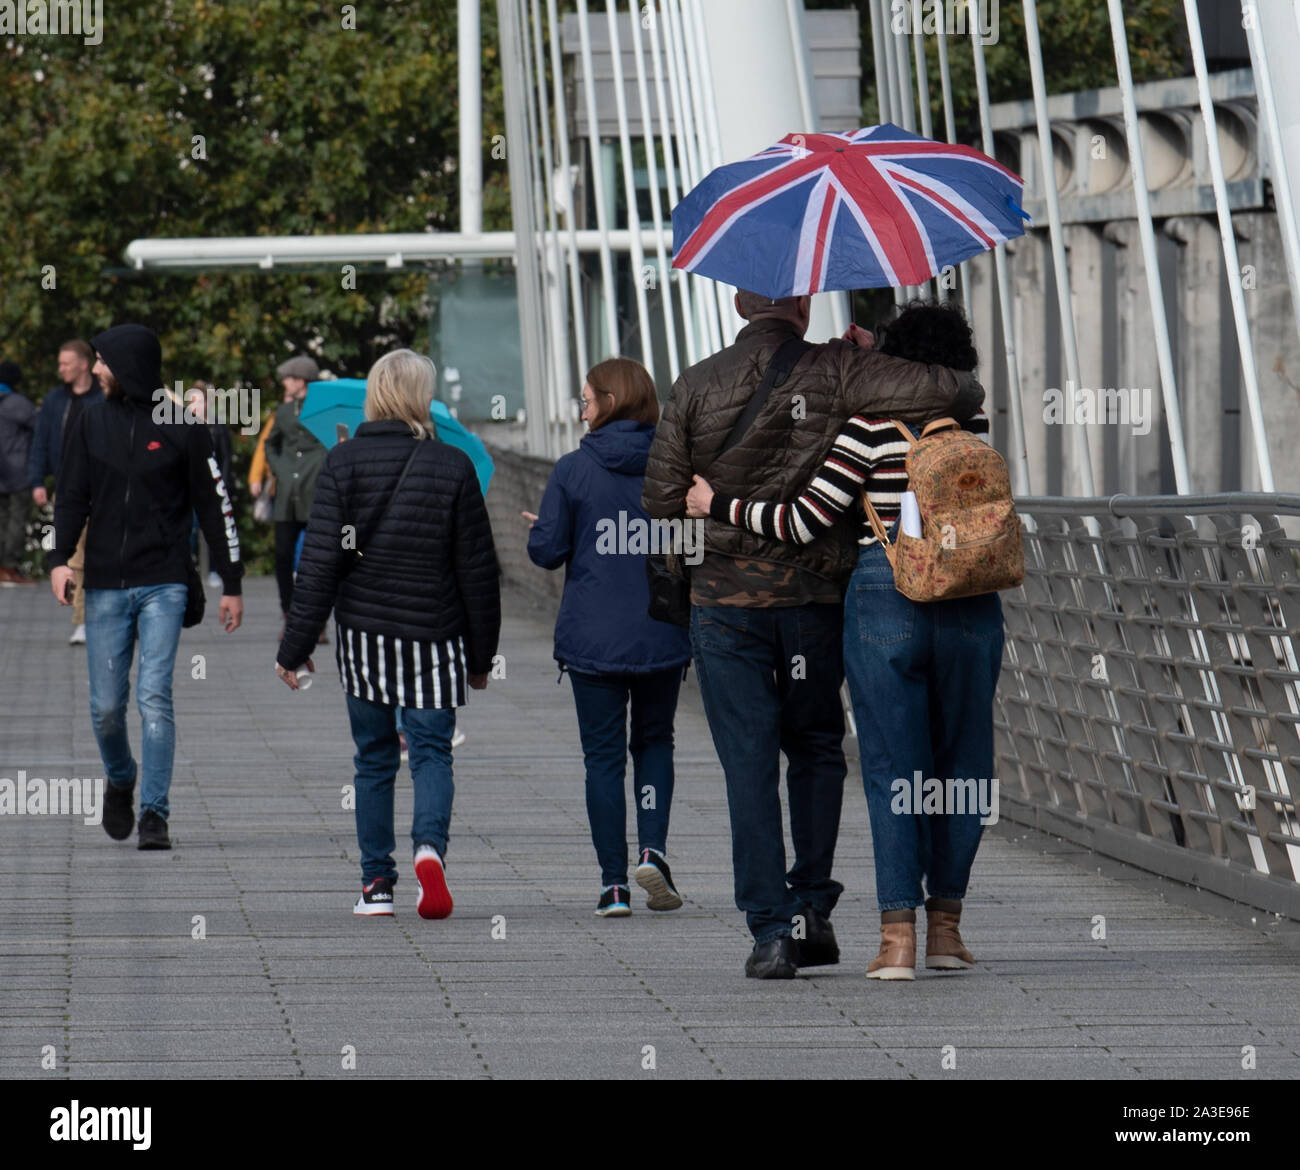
[345,693,457,883]
[568,667,683,887]
[843,542,1004,911]
[690,604,846,943]
[84,584,188,820]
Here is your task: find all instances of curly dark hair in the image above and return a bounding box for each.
[875,299,978,371]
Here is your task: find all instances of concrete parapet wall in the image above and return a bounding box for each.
[483,441,563,614]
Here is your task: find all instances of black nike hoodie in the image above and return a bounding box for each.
[50,324,243,595]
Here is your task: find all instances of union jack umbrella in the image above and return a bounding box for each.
[671,123,1029,297]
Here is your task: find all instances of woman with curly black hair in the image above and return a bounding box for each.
[686,300,1004,983]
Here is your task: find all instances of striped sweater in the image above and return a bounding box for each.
[710,411,990,547]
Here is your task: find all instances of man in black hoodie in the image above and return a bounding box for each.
[48,325,244,850]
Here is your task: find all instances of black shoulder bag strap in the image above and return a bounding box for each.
[353,442,422,565]
[713,336,812,464]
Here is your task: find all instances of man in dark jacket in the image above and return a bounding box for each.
[642,290,982,979]
[0,360,37,584]
[264,355,327,630]
[28,340,103,636]
[49,324,244,851]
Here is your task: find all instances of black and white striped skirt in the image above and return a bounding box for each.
[334,622,467,709]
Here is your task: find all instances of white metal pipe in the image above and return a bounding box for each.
[911,6,933,141]
[546,0,589,441]
[664,0,722,353]
[686,0,724,171]
[892,4,915,134]
[908,4,938,303]
[879,2,907,308]
[646,0,699,367]
[123,230,678,268]
[497,0,550,456]
[577,0,622,356]
[934,18,970,312]
[606,0,657,381]
[528,0,574,453]
[1023,0,1095,496]
[458,0,483,237]
[1106,0,1191,494]
[784,0,848,338]
[868,0,892,125]
[785,0,818,131]
[1242,0,1300,352]
[1184,0,1275,491]
[629,0,682,382]
[971,0,1029,494]
[680,0,734,345]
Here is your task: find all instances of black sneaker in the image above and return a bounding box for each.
[102,782,135,841]
[792,905,840,968]
[634,847,683,911]
[745,936,799,979]
[354,877,396,917]
[136,810,171,851]
[595,886,631,917]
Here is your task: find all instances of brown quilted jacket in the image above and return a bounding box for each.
[642,317,984,589]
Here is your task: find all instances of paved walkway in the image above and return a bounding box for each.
[2,577,1298,1079]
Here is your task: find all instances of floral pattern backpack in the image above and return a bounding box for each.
[861,417,1024,602]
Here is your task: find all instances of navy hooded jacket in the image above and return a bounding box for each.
[528,420,691,675]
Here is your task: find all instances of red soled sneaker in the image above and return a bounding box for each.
[414,844,453,920]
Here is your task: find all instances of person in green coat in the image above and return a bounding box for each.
[265,355,328,638]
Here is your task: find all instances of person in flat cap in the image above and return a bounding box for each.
[264,355,328,638]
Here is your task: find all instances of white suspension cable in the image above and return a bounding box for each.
[1106,0,1191,494]
[1184,0,1275,491]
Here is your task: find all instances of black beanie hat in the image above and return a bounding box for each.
[0,360,21,387]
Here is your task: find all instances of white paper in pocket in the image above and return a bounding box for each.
[899,491,923,539]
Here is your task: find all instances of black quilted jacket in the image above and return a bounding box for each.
[277,420,501,675]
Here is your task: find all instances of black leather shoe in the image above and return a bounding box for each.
[102,782,135,841]
[793,905,840,968]
[137,810,172,851]
[745,937,799,979]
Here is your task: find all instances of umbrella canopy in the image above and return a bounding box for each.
[671,123,1029,297]
[298,378,494,497]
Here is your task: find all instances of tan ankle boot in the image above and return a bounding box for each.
[926,907,975,970]
[866,921,916,980]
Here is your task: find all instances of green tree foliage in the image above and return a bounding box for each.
[2,0,509,572]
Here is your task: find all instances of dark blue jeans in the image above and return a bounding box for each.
[690,604,846,943]
[568,667,683,887]
[345,693,457,883]
[843,542,1004,911]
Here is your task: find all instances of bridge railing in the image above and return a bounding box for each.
[997,494,1300,918]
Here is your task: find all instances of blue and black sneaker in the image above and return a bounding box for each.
[634,847,683,911]
[595,885,632,917]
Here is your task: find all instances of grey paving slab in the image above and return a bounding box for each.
[2,576,1298,1080]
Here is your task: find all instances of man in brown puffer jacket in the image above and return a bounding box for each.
[642,290,982,979]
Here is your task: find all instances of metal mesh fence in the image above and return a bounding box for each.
[996,494,1300,917]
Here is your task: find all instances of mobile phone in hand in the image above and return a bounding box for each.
[63,578,75,604]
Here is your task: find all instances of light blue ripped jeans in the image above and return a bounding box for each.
[84,584,188,820]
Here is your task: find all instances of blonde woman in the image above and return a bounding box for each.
[275,349,501,919]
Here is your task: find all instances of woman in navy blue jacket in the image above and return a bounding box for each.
[526,358,692,918]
